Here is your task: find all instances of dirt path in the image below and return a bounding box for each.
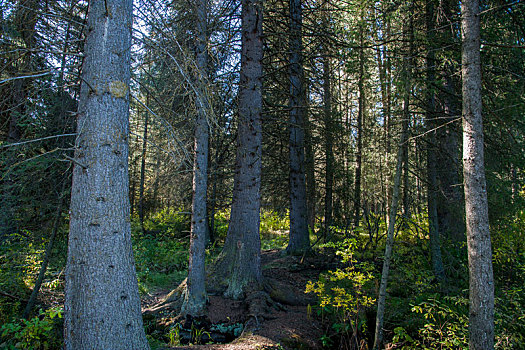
[144,249,330,349]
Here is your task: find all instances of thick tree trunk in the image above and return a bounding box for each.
[287,0,309,254]
[182,0,209,317]
[209,0,263,299]
[64,1,149,349]
[461,0,495,348]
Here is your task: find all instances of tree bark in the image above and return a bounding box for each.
[461,0,495,348]
[401,6,414,220]
[372,111,406,350]
[305,113,316,234]
[426,0,446,285]
[286,0,309,254]
[139,97,149,231]
[208,0,263,299]
[181,0,209,317]
[64,0,149,348]
[323,52,333,238]
[353,19,365,228]
[436,0,465,241]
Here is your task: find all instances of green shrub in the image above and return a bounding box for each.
[211,210,230,241]
[260,210,289,234]
[306,239,376,348]
[141,208,191,238]
[0,307,63,349]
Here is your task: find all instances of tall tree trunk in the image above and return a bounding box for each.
[305,112,316,234]
[353,19,365,228]
[373,110,407,350]
[139,98,149,231]
[209,0,263,299]
[401,6,414,219]
[64,1,149,348]
[461,0,495,347]
[426,0,446,285]
[323,52,333,237]
[436,0,465,241]
[287,0,309,254]
[181,0,209,316]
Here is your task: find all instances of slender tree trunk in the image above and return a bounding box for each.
[139,97,149,231]
[383,14,392,226]
[374,10,389,224]
[64,1,149,348]
[287,0,309,254]
[181,0,209,316]
[151,152,161,214]
[373,114,407,350]
[461,0,495,347]
[24,181,68,318]
[323,52,333,237]
[353,20,365,228]
[426,0,446,285]
[304,93,316,234]
[209,0,263,299]
[401,7,414,220]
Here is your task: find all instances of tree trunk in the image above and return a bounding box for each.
[304,102,316,234]
[353,19,365,228]
[425,0,446,285]
[64,1,149,348]
[181,0,209,317]
[323,52,333,237]
[139,97,149,231]
[401,7,413,220]
[436,0,465,241]
[372,111,407,350]
[208,0,263,299]
[461,0,495,348]
[287,0,309,254]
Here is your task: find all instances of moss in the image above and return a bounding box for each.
[109,80,128,99]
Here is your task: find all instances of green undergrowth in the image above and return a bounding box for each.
[306,211,525,349]
[132,211,190,294]
[0,230,67,349]
[0,307,63,349]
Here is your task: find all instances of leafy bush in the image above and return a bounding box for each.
[211,210,230,241]
[142,208,191,239]
[260,210,289,234]
[0,307,63,349]
[306,239,376,348]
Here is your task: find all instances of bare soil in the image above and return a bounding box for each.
[144,249,335,350]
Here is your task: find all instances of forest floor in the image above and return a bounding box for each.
[142,249,337,350]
